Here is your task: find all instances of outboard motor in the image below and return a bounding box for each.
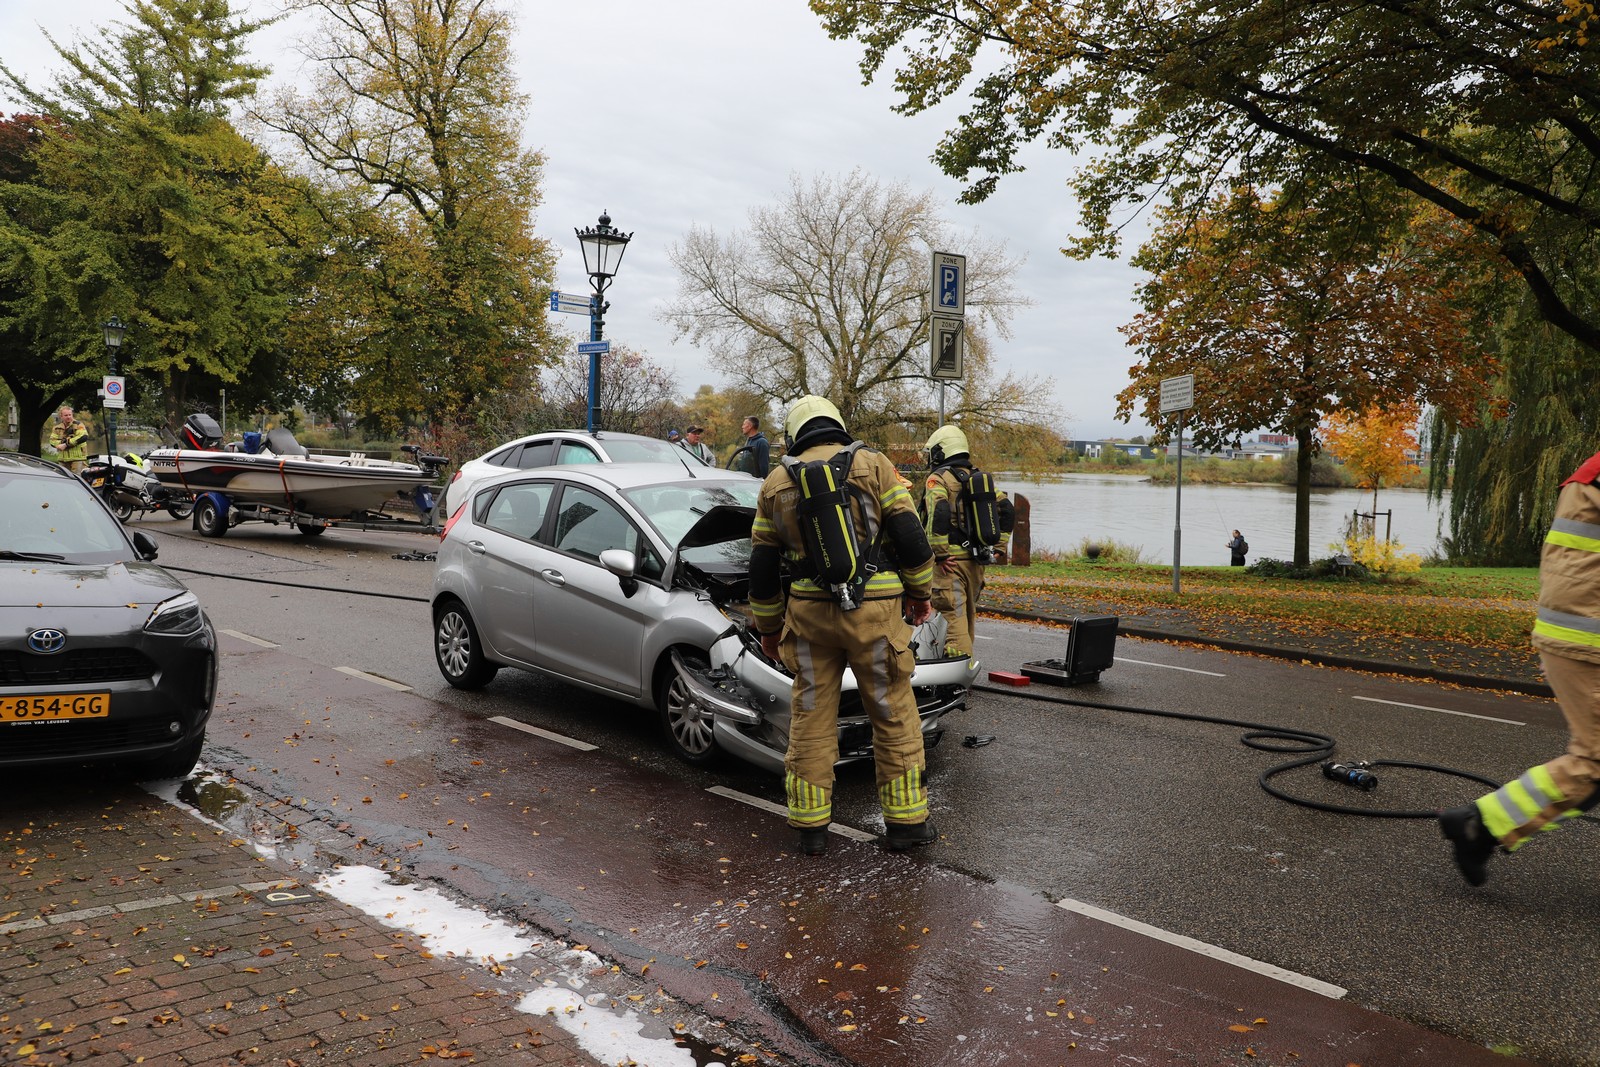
[178,413,223,450]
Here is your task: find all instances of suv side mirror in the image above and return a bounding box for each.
[131,530,159,561]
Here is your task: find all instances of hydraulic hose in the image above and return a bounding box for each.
[972,682,1510,819]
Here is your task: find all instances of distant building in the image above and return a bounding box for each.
[1068,439,1156,460]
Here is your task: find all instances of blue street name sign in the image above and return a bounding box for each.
[577,341,611,355]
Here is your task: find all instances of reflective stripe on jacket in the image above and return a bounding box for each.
[1532,464,1600,665]
[924,463,1011,560]
[750,442,934,628]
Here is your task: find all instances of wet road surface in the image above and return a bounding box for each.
[82,516,1594,1063]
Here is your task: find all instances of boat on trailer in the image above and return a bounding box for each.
[145,414,448,537]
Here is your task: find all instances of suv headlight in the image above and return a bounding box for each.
[145,591,205,636]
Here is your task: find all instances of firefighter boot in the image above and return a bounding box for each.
[1439,804,1494,887]
[882,821,938,851]
[796,826,829,855]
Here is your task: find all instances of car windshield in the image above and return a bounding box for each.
[0,472,132,563]
[621,482,758,566]
[601,437,685,463]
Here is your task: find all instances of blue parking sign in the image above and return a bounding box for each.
[931,251,966,317]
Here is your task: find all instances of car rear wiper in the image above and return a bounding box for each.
[0,549,67,561]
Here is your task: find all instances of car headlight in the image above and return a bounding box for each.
[145,591,205,636]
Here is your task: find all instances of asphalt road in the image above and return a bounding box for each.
[113,514,1600,1063]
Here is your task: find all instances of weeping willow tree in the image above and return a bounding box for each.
[1429,307,1600,566]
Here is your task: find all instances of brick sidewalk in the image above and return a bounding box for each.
[1,785,599,1066]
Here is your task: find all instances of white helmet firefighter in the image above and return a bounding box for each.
[747,395,942,855]
[922,423,1014,656]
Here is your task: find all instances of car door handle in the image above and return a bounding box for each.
[539,569,566,587]
[466,540,486,555]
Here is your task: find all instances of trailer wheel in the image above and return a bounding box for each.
[195,496,228,538]
[296,523,327,537]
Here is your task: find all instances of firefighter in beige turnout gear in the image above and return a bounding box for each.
[750,396,938,855]
[1440,450,1600,885]
[923,425,1012,657]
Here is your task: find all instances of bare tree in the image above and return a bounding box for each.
[662,170,1053,447]
[536,346,681,437]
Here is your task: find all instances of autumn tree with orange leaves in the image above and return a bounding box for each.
[1323,403,1422,526]
[1117,185,1492,567]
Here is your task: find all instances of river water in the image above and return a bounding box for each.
[1006,472,1448,566]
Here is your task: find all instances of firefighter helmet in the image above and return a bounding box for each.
[925,424,969,467]
[784,395,847,448]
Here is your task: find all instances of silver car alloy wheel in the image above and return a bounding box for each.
[437,610,472,678]
[663,671,715,757]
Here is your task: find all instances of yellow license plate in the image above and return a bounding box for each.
[87,476,106,487]
[0,693,111,721]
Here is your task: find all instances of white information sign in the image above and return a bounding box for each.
[101,375,127,410]
[1158,374,1195,415]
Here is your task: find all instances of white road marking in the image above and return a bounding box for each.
[491,715,599,751]
[221,628,278,648]
[706,785,878,842]
[975,634,993,640]
[1116,657,1225,677]
[1352,695,1525,727]
[1055,897,1348,999]
[334,665,412,691]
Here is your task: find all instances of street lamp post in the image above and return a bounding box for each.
[102,316,126,456]
[575,211,632,433]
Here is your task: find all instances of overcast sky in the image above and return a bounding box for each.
[1,0,1155,439]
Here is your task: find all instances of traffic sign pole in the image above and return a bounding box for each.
[1158,375,1196,595]
[929,252,967,400]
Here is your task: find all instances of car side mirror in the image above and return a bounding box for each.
[599,548,638,597]
[131,530,159,561]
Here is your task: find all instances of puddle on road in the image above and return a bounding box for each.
[151,767,321,868]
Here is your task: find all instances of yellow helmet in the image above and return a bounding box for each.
[925,424,969,466]
[784,395,846,444]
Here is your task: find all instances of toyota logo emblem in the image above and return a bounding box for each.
[27,628,66,654]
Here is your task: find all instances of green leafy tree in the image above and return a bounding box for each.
[261,0,559,432]
[0,1,294,441]
[810,0,1600,354]
[662,169,1054,452]
[1429,304,1600,565]
[1117,186,1491,566]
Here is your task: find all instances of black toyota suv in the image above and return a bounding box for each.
[0,453,216,777]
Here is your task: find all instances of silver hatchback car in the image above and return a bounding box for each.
[430,463,974,772]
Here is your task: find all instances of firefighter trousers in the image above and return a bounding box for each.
[780,597,928,829]
[1476,651,1600,848]
[932,557,985,657]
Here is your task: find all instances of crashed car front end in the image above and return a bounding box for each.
[671,623,976,776]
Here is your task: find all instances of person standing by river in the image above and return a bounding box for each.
[1227,530,1248,566]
